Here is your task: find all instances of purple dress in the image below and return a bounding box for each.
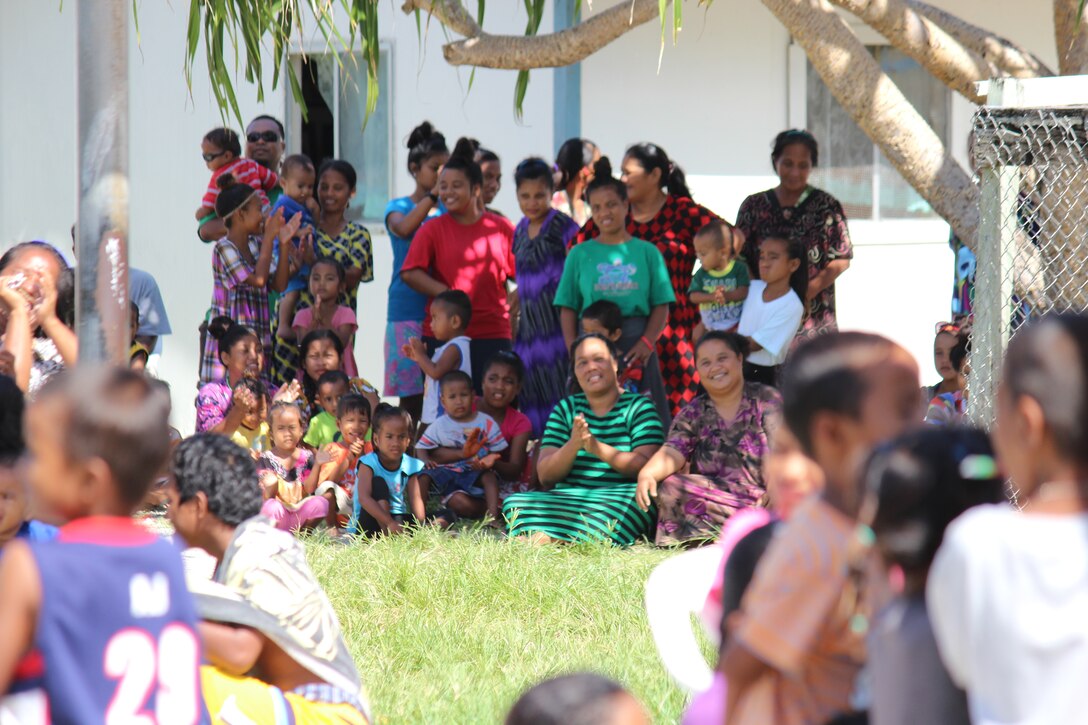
[654,383,782,546]
[513,209,579,438]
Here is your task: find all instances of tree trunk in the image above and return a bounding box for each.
[403,0,665,69]
[907,0,1053,77]
[1054,0,1088,75]
[762,0,979,249]
[826,0,993,102]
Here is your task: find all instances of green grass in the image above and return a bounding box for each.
[306,528,688,724]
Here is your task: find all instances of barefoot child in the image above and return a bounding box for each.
[476,351,534,495]
[257,402,330,532]
[354,404,428,536]
[403,290,472,427]
[0,368,205,721]
[736,235,807,388]
[315,394,373,536]
[690,219,749,340]
[196,127,278,220]
[416,371,506,524]
[292,258,359,377]
[273,154,319,340]
[721,332,921,725]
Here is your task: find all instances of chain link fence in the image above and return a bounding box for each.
[967,106,1088,426]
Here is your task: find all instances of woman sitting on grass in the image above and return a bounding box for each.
[636,332,781,546]
[503,333,665,545]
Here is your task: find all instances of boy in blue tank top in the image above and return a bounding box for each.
[0,367,207,724]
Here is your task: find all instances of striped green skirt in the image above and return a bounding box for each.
[503,483,654,546]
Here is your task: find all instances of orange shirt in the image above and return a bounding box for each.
[732,497,865,725]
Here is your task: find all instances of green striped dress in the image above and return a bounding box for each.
[503,392,665,545]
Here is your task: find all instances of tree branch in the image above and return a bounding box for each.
[907,0,1053,78]
[402,0,664,69]
[761,0,979,249]
[826,0,995,102]
[1054,0,1088,75]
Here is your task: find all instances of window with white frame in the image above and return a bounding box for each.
[286,48,392,222]
[806,46,950,220]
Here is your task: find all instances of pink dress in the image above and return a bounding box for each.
[293,305,359,377]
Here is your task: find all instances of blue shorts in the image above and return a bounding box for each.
[422,467,488,498]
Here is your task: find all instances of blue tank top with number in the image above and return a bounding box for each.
[3,517,208,724]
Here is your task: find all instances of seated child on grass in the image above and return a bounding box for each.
[257,402,331,532]
[354,404,429,536]
[228,376,270,454]
[690,219,749,341]
[403,289,472,426]
[0,367,205,721]
[304,369,350,448]
[416,371,506,525]
[475,351,534,495]
[314,394,373,536]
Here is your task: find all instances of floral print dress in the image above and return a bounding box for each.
[653,383,782,546]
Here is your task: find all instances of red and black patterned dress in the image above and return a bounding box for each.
[575,195,719,417]
[736,187,852,343]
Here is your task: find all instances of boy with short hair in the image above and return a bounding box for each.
[580,300,643,395]
[315,394,373,536]
[416,371,506,524]
[403,290,473,426]
[721,333,921,725]
[0,367,206,722]
[304,369,350,448]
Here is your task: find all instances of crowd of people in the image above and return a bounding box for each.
[0,110,1084,725]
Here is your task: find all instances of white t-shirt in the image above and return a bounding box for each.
[736,281,804,367]
[927,504,1088,725]
[421,335,471,424]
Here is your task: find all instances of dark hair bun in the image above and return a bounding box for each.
[451,137,480,163]
[207,315,236,341]
[592,157,613,181]
[407,121,438,149]
[216,173,238,191]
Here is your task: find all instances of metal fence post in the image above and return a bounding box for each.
[76,0,130,365]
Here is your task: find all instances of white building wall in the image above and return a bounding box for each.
[0,2,555,434]
[0,1,1061,429]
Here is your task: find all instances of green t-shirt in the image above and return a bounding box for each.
[554,238,676,317]
[304,410,340,448]
[689,260,751,330]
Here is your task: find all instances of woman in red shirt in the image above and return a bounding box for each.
[401,138,516,390]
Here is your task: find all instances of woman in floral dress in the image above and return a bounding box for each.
[636,331,780,546]
[736,129,852,344]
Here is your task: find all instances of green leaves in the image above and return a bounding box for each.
[184,0,381,126]
[514,0,547,120]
